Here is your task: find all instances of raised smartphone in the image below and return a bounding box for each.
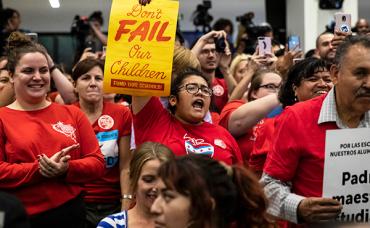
[334,13,351,33]
[258,36,272,56]
[288,35,300,51]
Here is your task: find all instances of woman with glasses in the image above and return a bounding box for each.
[219,69,282,165]
[132,68,242,165]
[249,57,332,176]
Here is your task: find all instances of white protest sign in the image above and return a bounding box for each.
[323,128,370,223]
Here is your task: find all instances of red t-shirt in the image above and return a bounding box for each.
[0,103,105,215]
[133,97,242,165]
[264,95,338,197]
[212,77,228,113]
[219,100,266,165]
[249,117,276,172]
[75,102,132,203]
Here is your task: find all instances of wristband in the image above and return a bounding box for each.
[121,194,133,200]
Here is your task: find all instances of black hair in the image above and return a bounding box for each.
[278,57,330,107]
[212,18,234,35]
[89,11,103,25]
[72,58,104,82]
[0,8,19,28]
[168,68,211,114]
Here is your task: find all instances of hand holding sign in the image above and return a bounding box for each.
[298,197,342,223]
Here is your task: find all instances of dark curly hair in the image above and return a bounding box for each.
[278,57,330,108]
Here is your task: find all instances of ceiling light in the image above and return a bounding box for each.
[49,0,60,8]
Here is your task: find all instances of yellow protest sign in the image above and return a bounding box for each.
[104,0,179,96]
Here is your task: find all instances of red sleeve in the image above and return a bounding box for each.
[249,118,275,172]
[211,112,220,125]
[0,120,44,188]
[133,97,169,145]
[118,106,132,138]
[66,107,105,183]
[263,109,301,182]
[218,100,245,129]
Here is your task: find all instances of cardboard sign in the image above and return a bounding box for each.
[323,128,370,223]
[104,0,179,96]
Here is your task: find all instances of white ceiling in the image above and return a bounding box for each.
[2,0,267,33]
[4,0,369,33]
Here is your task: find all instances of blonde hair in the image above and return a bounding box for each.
[229,54,252,77]
[172,46,200,78]
[129,142,174,193]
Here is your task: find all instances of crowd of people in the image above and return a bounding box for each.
[1,0,370,228]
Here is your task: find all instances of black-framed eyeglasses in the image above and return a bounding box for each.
[178,83,213,97]
[258,83,281,92]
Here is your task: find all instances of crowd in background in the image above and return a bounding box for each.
[0,0,370,228]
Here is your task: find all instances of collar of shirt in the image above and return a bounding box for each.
[318,87,370,128]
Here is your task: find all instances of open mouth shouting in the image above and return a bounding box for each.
[192,99,204,111]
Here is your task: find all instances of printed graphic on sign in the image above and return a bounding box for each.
[96,130,119,168]
[184,134,214,157]
[52,121,77,143]
[104,0,179,96]
[323,128,370,223]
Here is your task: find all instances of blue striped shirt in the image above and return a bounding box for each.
[97,210,128,228]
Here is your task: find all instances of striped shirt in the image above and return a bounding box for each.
[97,210,128,228]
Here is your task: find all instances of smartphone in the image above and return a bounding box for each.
[288,35,300,51]
[85,40,96,53]
[258,36,271,56]
[334,13,351,33]
[25,33,38,42]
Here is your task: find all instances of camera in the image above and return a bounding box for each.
[236,12,255,29]
[192,0,213,32]
[71,15,90,37]
[214,38,226,53]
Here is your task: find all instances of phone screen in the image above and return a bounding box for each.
[258,37,271,56]
[335,13,351,33]
[288,35,300,51]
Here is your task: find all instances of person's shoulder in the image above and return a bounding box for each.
[285,95,325,116]
[97,211,128,228]
[221,99,245,112]
[104,101,131,114]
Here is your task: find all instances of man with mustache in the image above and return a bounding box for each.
[262,35,370,227]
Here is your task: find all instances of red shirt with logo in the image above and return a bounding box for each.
[133,97,242,165]
[219,100,266,165]
[212,77,228,113]
[74,102,132,203]
[249,117,276,172]
[0,103,105,215]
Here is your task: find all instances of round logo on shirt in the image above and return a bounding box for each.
[212,85,224,97]
[98,115,114,130]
